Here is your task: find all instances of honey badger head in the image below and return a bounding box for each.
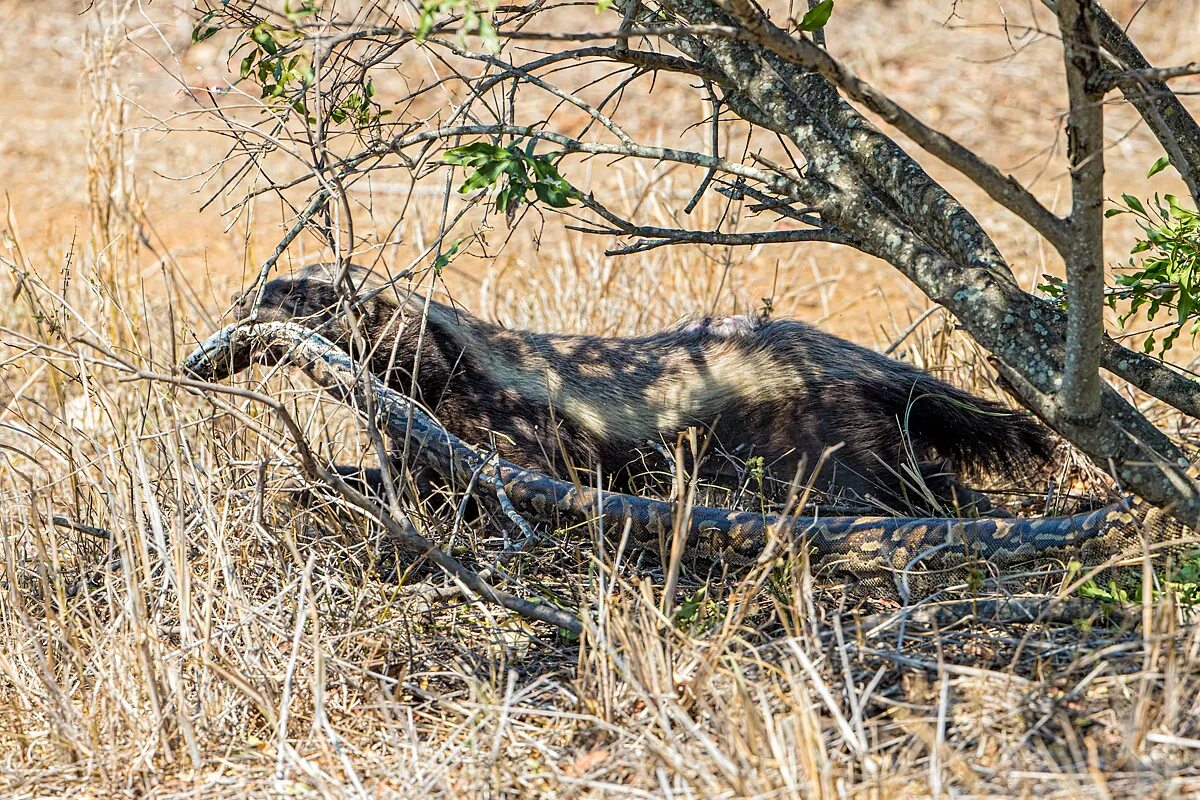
[237,263,1051,510]
[232,265,402,354]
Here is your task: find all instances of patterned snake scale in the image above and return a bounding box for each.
[184,322,1196,594]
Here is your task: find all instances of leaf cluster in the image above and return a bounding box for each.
[238,21,313,102]
[443,141,580,214]
[1039,158,1200,356]
[1105,188,1200,355]
[194,3,389,130]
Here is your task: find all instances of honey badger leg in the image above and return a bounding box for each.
[915,461,996,515]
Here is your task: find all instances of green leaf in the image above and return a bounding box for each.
[284,1,319,22]
[496,184,514,212]
[251,25,279,55]
[1180,291,1195,325]
[192,11,221,43]
[432,238,463,274]
[533,181,575,208]
[1122,193,1146,215]
[417,10,434,39]
[797,0,834,32]
[1148,155,1172,178]
[444,142,508,166]
[459,157,513,192]
[504,157,531,186]
[1104,207,1125,218]
[1167,194,1194,221]
[416,0,442,39]
[240,54,255,79]
[595,0,613,11]
[1162,327,1181,354]
[477,16,499,54]
[193,25,221,43]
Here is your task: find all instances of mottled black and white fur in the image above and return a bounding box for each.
[236,264,1050,510]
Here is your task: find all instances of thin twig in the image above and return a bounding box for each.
[51,516,113,541]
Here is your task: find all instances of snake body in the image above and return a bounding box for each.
[184,322,1194,592]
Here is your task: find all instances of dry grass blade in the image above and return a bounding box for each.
[2,0,1200,797]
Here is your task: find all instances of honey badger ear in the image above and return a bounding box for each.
[230,288,253,320]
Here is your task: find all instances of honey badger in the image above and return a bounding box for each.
[235,263,1050,509]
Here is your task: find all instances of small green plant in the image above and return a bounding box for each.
[1040,158,1200,356]
[443,140,580,214]
[1078,577,1133,604]
[1164,551,1200,606]
[745,455,765,495]
[673,586,724,631]
[1075,549,1200,607]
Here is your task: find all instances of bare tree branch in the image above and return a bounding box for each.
[1054,0,1105,422]
[1100,62,1200,89]
[576,192,852,254]
[712,0,1071,253]
[1080,0,1200,205]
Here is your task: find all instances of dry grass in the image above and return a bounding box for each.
[3,0,1200,797]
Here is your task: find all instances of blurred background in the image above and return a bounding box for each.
[4,0,1198,348]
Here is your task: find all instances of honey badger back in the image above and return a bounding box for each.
[236,264,1050,507]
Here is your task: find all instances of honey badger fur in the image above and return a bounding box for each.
[236,264,1050,508]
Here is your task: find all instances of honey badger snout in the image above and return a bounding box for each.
[230,288,253,318]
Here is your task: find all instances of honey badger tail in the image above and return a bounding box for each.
[899,373,1053,474]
